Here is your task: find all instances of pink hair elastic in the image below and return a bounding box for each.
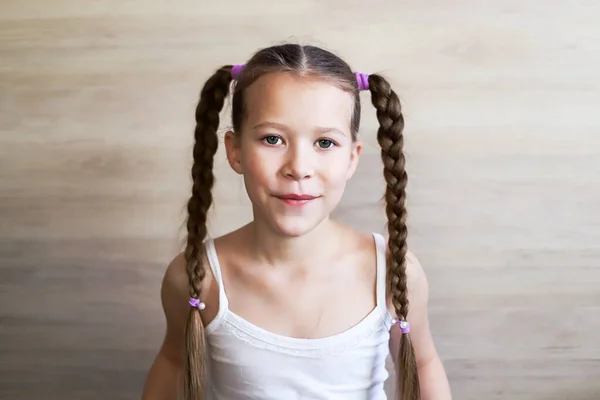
[189,297,206,310]
[230,63,370,91]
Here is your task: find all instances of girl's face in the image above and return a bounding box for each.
[225,72,362,237]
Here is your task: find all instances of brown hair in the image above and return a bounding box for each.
[182,43,419,400]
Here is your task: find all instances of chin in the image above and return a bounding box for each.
[269,214,327,238]
[249,194,338,238]
[267,215,326,238]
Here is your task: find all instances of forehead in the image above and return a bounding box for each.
[241,72,354,133]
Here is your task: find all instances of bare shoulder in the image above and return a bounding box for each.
[162,252,189,304]
[385,248,439,368]
[162,247,219,322]
[375,229,429,305]
[335,222,379,252]
[384,247,430,317]
[157,247,219,363]
[405,250,429,301]
[334,224,381,273]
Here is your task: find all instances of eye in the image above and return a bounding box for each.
[263,135,282,146]
[317,139,335,149]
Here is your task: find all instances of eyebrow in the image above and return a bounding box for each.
[252,121,348,137]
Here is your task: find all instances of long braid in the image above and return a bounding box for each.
[368,74,420,400]
[183,65,233,400]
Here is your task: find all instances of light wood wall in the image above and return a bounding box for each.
[1,1,599,399]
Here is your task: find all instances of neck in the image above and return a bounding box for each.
[246,218,339,269]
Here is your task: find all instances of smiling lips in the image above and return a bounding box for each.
[274,193,320,206]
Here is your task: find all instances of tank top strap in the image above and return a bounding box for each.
[372,233,394,326]
[203,238,230,309]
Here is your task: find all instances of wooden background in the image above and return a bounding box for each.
[1,1,599,399]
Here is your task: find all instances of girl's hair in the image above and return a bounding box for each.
[182,43,419,400]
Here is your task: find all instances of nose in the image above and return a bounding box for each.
[281,143,315,181]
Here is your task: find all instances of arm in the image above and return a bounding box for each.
[388,251,452,400]
[142,254,190,400]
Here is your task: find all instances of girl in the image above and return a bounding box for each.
[142,44,452,400]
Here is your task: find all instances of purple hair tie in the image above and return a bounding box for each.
[393,318,410,334]
[189,297,206,310]
[231,64,245,80]
[399,320,410,334]
[355,72,370,91]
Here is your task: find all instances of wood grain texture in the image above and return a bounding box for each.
[1,1,599,399]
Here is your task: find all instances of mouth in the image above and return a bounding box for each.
[277,193,318,200]
[273,193,320,206]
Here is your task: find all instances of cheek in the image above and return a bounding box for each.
[322,171,350,212]
[240,149,276,193]
[321,154,353,190]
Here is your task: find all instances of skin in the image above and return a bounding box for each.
[141,72,452,399]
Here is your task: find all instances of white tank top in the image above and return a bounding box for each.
[203,232,395,400]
